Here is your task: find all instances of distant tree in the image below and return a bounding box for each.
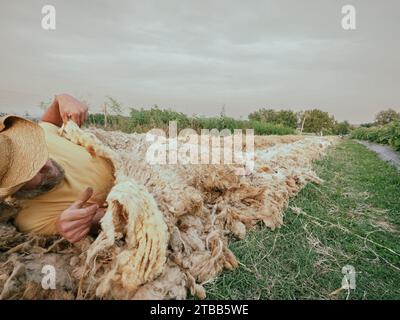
[248,108,297,128]
[128,106,191,132]
[302,109,335,134]
[220,104,226,117]
[277,110,297,128]
[360,122,374,128]
[101,96,124,129]
[335,121,351,135]
[106,96,123,115]
[38,98,53,111]
[88,113,105,126]
[375,109,400,125]
[249,109,278,123]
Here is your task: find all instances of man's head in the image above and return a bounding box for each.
[14,159,65,199]
[0,115,49,199]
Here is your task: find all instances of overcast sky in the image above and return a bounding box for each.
[0,0,399,123]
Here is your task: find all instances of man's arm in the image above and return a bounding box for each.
[41,94,88,127]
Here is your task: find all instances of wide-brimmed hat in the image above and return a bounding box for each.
[0,115,48,199]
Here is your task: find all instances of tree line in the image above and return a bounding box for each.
[3,99,398,138]
[248,108,351,135]
[84,98,354,136]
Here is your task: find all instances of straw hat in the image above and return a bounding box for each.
[0,115,48,198]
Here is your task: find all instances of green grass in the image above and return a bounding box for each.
[204,140,400,299]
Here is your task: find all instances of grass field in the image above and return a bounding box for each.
[204,140,400,300]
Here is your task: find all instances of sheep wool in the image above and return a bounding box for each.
[0,121,336,300]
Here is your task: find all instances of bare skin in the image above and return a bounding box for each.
[18,94,106,243]
[56,187,106,243]
[19,159,62,192]
[42,93,89,127]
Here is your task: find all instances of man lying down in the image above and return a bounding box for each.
[0,94,115,243]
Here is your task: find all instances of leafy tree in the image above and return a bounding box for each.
[250,109,275,122]
[106,96,123,115]
[360,122,374,128]
[335,121,351,135]
[88,113,106,126]
[128,106,191,132]
[277,110,297,128]
[248,108,297,128]
[302,109,335,134]
[375,109,400,125]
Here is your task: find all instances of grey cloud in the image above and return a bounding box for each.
[0,0,399,123]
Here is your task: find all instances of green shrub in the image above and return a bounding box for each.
[88,110,295,136]
[248,120,295,135]
[248,109,298,128]
[350,121,400,150]
[193,117,295,135]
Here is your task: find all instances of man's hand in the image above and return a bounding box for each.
[41,94,88,127]
[57,94,88,127]
[56,187,101,243]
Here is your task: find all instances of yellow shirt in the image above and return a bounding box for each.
[15,122,115,235]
